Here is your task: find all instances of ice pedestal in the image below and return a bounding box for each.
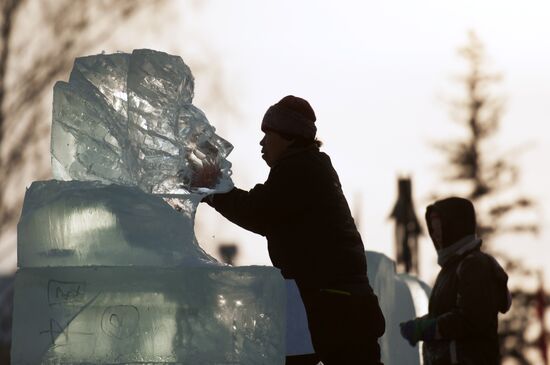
[11,266,285,365]
[13,180,286,364]
[17,180,213,268]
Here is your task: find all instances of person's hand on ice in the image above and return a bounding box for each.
[191,161,222,189]
[399,317,438,346]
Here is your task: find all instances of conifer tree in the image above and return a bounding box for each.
[434,31,545,364]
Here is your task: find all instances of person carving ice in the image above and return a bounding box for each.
[399,197,512,365]
[201,95,385,364]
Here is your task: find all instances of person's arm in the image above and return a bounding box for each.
[205,158,307,236]
[204,185,271,236]
[400,314,439,346]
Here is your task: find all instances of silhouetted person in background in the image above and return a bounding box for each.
[202,95,385,364]
[400,197,511,365]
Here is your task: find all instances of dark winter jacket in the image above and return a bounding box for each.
[207,145,368,289]
[423,198,511,365]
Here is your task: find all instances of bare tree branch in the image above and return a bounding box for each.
[0,0,22,154]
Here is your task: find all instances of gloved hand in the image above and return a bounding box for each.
[200,194,215,204]
[399,317,437,346]
[190,161,222,189]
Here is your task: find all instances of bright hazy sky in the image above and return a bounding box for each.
[4,1,548,283]
[174,0,550,284]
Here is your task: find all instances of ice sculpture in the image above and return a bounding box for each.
[11,50,285,365]
[51,49,233,196]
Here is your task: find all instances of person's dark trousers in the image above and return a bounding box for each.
[285,354,321,365]
[298,286,385,365]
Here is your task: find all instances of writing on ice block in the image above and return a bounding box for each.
[11,266,285,365]
[18,180,215,267]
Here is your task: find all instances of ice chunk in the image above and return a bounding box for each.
[18,180,216,267]
[395,274,431,364]
[368,251,430,365]
[52,49,233,196]
[11,266,285,365]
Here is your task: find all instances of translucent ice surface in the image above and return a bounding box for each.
[51,49,233,196]
[13,49,285,364]
[18,180,214,267]
[368,251,431,365]
[11,266,285,365]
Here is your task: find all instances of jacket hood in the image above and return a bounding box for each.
[426,197,477,249]
[487,254,512,313]
[271,144,319,168]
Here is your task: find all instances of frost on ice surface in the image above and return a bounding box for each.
[13,50,285,365]
[51,49,233,196]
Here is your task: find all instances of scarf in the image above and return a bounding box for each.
[437,234,481,267]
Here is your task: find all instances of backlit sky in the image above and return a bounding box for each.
[3,1,548,285]
[174,0,550,284]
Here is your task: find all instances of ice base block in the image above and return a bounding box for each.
[11,266,285,365]
[17,180,214,268]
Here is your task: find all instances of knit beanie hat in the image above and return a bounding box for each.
[261,95,317,140]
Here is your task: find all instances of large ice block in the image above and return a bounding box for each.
[52,49,233,196]
[368,251,430,365]
[393,273,431,364]
[18,180,215,267]
[11,266,285,365]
